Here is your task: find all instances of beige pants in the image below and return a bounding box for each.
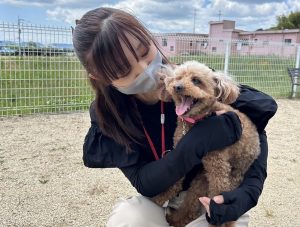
[107,195,250,227]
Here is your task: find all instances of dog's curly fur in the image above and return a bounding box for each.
[152,61,260,227]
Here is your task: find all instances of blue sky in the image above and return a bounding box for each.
[0,0,299,33]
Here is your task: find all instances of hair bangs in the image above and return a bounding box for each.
[89,18,152,85]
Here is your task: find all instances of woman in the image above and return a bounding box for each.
[72,7,277,227]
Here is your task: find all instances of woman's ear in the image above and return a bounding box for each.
[213,72,240,104]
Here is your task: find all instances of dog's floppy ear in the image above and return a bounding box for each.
[213,72,240,104]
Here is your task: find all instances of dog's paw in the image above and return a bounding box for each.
[166,213,178,227]
[166,212,188,227]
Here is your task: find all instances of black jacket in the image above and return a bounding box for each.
[83,85,277,214]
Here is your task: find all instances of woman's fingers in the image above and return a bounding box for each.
[199,197,211,217]
[199,195,225,217]
[213,195,224,204]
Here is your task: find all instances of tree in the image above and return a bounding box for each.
[288,11,300,29]
[274,11,300,29]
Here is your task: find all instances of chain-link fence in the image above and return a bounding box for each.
[1,23,299,117]
[0,23,90,117]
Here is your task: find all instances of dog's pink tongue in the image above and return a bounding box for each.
[176,97,193,116]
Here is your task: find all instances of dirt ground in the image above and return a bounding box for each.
[0,99,299,227]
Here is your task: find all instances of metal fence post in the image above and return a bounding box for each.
[293,46,300,98]
[224,40,231,74]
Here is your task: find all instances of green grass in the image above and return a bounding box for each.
[0,56,93,116]
[0,55,298,116]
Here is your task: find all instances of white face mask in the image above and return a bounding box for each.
[115,51,163,94]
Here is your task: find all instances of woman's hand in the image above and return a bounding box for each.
[196,132,269,225]
[199,195,224,217]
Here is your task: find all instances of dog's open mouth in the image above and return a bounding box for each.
[175,96,199,116]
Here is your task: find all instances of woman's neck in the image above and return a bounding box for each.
[135,91,160,105]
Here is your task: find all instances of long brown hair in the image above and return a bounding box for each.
[72,7,168,151]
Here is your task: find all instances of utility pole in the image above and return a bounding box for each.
[193,9,197,33]
[218,10,222,21]
[17,16,25,56]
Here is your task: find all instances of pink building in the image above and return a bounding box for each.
[208,20,300,57]
[154,33,208,57]
[155,20,300,58]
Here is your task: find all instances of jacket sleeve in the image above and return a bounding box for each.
[82,101,140,168]
[120,112,242,197]
[82,123,141,168]
[231,85,277,133]
[83,102,242,197]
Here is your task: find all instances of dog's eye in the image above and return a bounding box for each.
[191,77,201,85]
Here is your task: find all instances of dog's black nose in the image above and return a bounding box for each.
[174,84,184,93]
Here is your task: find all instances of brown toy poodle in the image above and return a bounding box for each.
[152,61,260,227]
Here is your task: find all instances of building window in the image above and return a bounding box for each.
[196,40,208,47]
[162,38,167,46]
[190,41,193,47]
[242,39,249,46]
[212,47,217,52]
[284,39,292,45]
[170,46,174,51]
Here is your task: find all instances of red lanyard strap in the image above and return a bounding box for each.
[143,101,166,161]
[143,126,160,160]
[161,101,166,153]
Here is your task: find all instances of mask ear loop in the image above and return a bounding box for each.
[88,74,99,80]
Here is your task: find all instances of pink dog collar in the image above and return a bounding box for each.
[179,113,208,124]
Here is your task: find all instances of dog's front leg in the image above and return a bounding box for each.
[167,173,208,227]
[166,197,202,227]
[202,151,232,198]
[151,178,184,206]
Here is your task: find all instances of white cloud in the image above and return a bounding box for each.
[1,0,109,8]
[212,0,252,17]
[229,0,285,3]
[46,7,87,25]
[206,0,297,31]
[2,0,53,7]
[287,0,300,12]
[95,0,208,33]
[2,0,299,33]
